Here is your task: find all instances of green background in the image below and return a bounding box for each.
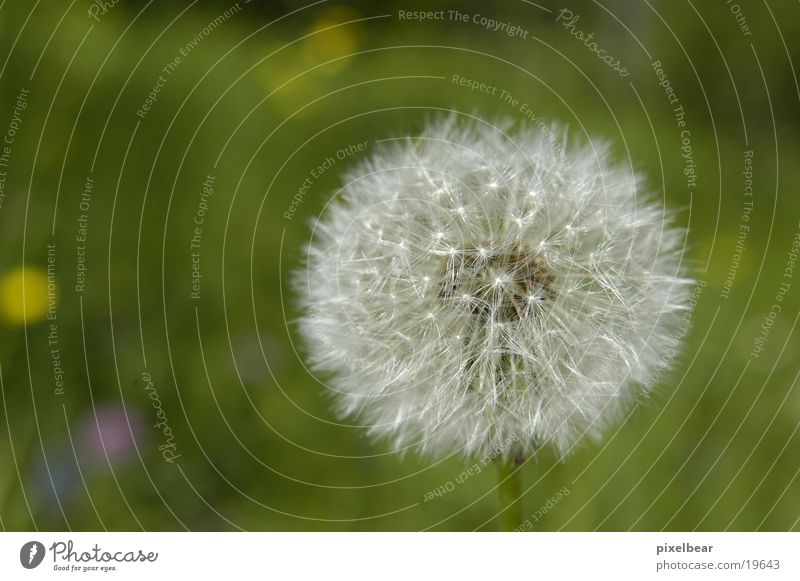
[0,0,798,530]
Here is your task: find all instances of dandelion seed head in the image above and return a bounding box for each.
[297,118,692,460]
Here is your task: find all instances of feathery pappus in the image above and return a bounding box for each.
[296,117,692,461]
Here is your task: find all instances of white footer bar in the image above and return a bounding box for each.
[1,532,796,580]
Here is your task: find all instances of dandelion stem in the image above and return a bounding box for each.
[495,459,523,531]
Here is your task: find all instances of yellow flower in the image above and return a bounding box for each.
[302,6,361,74]
[0,266,51,325]
[257,7,362,117]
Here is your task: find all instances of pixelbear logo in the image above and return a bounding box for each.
[20,541,46,569]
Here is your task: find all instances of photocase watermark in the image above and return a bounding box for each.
[513,486,570,531]
[451,73,501,97]
[87,0,121,22]
[555,8,629,77]
[284,141,369,221]
[725,0,752,37]
[20,541,46,569]
[46,243,65,397]
[141,372,181,463]
[721,150,754,300]
[449,73,567,162]
[21,539,158,572]
[398,9,529,39]
[137,2,245,119]
[396,9,447,23]
[449,10,529,39]
[651,60,698,194]
[422,434,519,502]
[750,222,800,359]
[190,175,215,300]
[75,175,94,294]
[38,540,158,573]
[137,55,181,120]
[0,87,29,216]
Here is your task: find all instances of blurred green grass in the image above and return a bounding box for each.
[0,0,798,531]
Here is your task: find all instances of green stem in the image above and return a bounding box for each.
[495,460,523,531]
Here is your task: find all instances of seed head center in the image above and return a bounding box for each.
[438,247,554,323]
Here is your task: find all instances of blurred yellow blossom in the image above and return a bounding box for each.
[0,266,51,325]
[258,7,362,117]
[259,53,319,116]
[302,6,361,74]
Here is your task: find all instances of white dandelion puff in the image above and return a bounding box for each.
[296,117,692,461]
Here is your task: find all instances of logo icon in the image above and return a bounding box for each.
[20,541,45,569]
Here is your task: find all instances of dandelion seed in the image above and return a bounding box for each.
[297,118,692,461]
